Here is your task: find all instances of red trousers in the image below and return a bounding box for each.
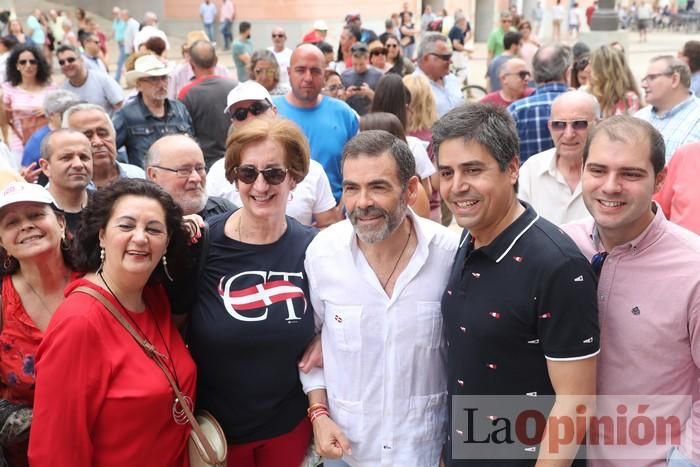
[227,418,312,467]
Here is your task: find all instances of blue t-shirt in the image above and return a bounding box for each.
[21,124,51,168]
[273,95,359,201]
[232,38,253,82]
[187,213,317,443]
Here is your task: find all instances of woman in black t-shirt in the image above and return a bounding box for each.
[185,118,324,466]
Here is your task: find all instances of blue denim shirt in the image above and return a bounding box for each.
[113,93,194,168]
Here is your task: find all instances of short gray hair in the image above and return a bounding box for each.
[417,33,448,60]
[40,128,89,161]
[342,130,416,189]
[62,103,116,137]
[533,44,571,84]
[651,55,691,88]
[43,90,82,116]
[250,49,280,84]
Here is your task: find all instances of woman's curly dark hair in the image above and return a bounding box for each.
[0,209,74,276]
[5,44,52,86]
[72,179,188,283]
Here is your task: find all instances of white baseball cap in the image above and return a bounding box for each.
[0,182,61,211]
[313,20,328,31]
[224,81,274,114]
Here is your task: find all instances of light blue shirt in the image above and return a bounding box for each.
[199,2,217,24]
[413,68,463,117]
[26,15,45,45]
[691,71,700,97]
[635,94,700,161]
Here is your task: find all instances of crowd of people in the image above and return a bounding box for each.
[0,2,697,467]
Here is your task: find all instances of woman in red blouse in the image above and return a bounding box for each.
[29,179,196,466]
[0,182,73,467]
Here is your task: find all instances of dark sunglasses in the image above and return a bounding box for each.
[591,252,608,278]
[371,50,387,56]
[18,59,38,66]
[272,33,286,38]
[386,43,399,48]
[58,56,78,66]
[234,166,288,185]
[550,120,590,131]
[505,70,531,80]
[429,53,452,62]
[229,101,271,121]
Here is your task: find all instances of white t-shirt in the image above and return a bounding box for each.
[552,4,565,21]
[206,158,336,226]
[268,46,292,85]
[407,136,436,179]
[569,8,580,25]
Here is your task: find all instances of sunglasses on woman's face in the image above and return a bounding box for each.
[228,101,271,121]
[18,59,38,66]
[234,166,288,185]
[386,43,399,49]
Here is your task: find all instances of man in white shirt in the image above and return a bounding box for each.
[518,90,599,224]
[413,33,463,117]
[268,27,292,86]
[301,130,459,466]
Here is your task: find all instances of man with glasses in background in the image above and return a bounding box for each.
[413,33,462,117]
[268,27,292,86]
[113,55,194,168]
[635,55,700,161]
[562,115,700,467]
[57,45,123,113]
[80,32,109,74]
[486,11,516,67]
[486,31,522,92]
[518,91,599,224]
[146,134,233,218]
[177,40,236,169]
[509,44,571,163]
[480,58,534,108]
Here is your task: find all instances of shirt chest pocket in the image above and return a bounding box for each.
[129,125,154,137]
[325,304,362,353]
[415,301,445,349]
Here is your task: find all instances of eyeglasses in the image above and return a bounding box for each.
[228,101,271,121]
[371,50,387,56]
[641,71,674,82]
[323,84,345,93]
[272,33,286,38]
[429,53,452,61]
[234,166,288,185]
[18,59,38,66]
[504,70,531,80]
[152,165,206,178]
[550,120,591,131]
[591,251,608,277]
[58,56,78,66]
[254,68,276,77]
[140,75,168,83]
[386,43,399,49]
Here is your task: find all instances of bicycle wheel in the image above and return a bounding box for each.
[462,84,487,102]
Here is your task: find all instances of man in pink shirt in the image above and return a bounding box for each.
[563,115,700,467]
[219,0,235,50]
[654,141,700,235]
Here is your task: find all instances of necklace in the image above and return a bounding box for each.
[22,276,53,315]
[97,271,191,424]
[380,225,412,291]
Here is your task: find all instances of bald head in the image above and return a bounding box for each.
[189,40,218,70]
[291,43,325,66]
[145,135,207,215]
[288,44,326,106]
[551,90,601,120]
[549,91,601,161]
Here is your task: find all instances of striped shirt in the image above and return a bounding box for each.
[634,93,700,161]
[508,82,568,163]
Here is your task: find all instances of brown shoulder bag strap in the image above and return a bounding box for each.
[72,286,219,464]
